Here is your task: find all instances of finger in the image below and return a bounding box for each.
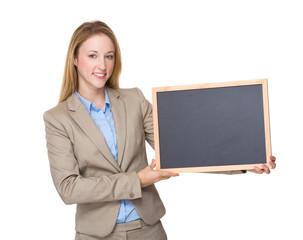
[253,166,264,174]
[150,159,156,169]
[269,160,276,169]
[269,156,276,169]
[159,171,179,178]
[248,169,259,174]
[159,176,171,181]
[167,171,179,177]
[262,164,270,174]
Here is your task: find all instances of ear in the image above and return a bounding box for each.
[74,57,78,67]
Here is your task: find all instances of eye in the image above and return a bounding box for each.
[106,55,114,60]
[89,54,97,58]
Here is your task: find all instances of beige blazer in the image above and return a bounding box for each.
[44,87,165,237]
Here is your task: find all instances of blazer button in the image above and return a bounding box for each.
[129,193,134,198]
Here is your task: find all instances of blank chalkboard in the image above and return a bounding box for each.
[152,79,272,173]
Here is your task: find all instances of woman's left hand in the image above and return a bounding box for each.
[248,155,276,174]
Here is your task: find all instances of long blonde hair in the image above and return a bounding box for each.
[59,20,121,103]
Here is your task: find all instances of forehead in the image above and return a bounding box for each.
[79,34,115,52]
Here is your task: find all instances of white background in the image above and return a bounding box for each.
[1,0,302,239]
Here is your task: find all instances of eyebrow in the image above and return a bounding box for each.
[88,50,115,54]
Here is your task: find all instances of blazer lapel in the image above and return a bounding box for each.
[67,93,121,172]
[106,87,126,167]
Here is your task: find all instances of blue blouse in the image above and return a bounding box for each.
[75,89,141,224]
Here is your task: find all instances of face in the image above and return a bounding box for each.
[74,34,115,93]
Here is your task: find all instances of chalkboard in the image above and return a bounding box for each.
[152,79,272,173]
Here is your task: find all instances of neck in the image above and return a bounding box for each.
[77,85,106,109]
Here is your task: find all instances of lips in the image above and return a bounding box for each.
[93,72,106,79]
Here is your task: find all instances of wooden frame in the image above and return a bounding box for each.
[152,79,272,173]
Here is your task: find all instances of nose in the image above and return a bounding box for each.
[98,57,106,71]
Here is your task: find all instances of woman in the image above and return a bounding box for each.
[44,20,276,239]
[44,20,178,240]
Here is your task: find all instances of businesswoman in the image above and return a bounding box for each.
[44,20,276,240]
[43,20,179,240]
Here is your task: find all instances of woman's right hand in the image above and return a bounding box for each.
[137,159,179,188]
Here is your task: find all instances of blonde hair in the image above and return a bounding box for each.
[59,20,121,103]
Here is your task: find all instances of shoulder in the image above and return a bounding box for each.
[43,95,74,124]
[44,101,67,116]
[108,87,141,97]
[107,87,147,103]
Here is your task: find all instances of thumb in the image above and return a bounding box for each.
[150,159,156,169]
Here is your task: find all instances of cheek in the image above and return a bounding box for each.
[107,61,115,74]
[78,58,93,73]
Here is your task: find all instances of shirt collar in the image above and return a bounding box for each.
[75,88,111,114]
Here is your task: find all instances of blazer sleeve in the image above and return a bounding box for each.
[208,170,246,174]
[43,110,142,205]
[135,88,154,149]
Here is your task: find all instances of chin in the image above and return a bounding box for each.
[92,81,107,89]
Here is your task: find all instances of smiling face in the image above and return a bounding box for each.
[74,34,115,95]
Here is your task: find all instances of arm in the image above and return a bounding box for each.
[135,88,154,149]
[135,88,179,187]
[208,170,247,174]
[43,111,142,205]
[211,156,276,175]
